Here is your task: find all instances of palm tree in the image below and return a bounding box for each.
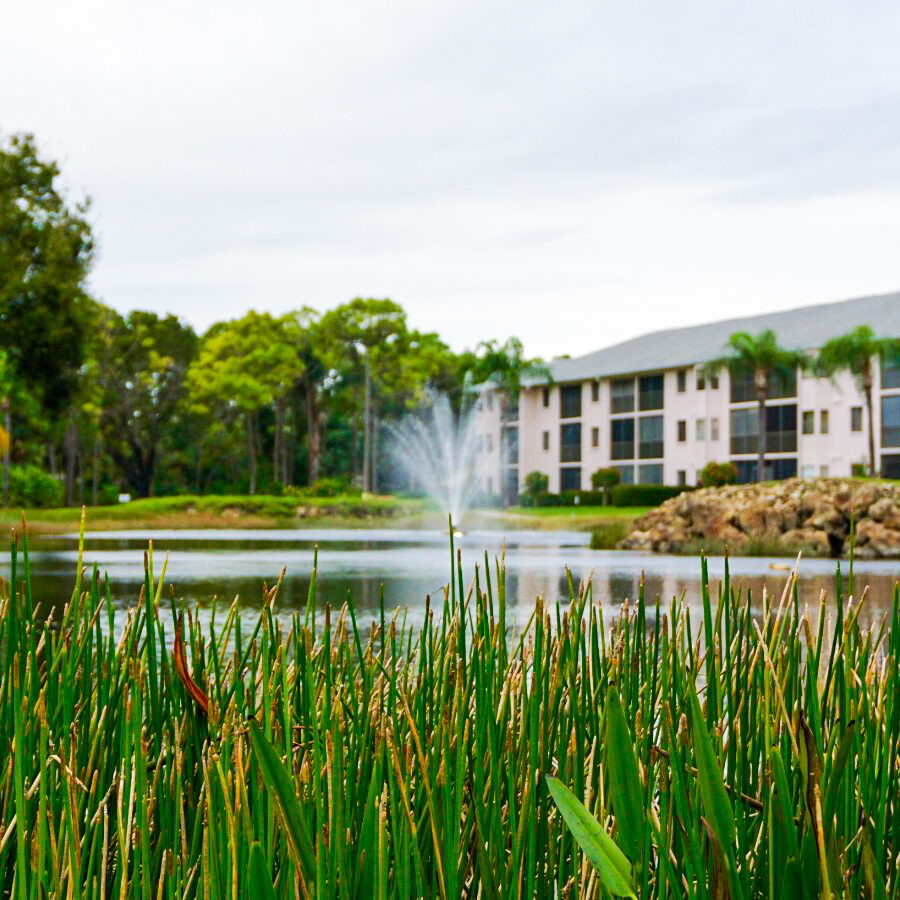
[703,330,808,483]
[469,338,551,505]
[816,325,900,476]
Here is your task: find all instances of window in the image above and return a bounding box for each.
[611,418,634,459]
[851,406,863,433]
[677,369,686,392]
[611,378,634,414]
[820,410,829,435]
[882,454,900,478]
[882,357,900,390]
[591,427,599,448]
[542,387,550,407]
[677,420,687,442]
[591,381,599,402]
[710,374,719,390]
[560,467,581,491]
[486,476,493,494]
[639,464,664,485]
[504,396,519,422]
[696,418,706,441]
[711,418,719,441]
[730,408,758,455]
[477,399,483,411]
[766,405,797,453]
[486,394,493,411]
[560,385,582,419]
[542,430,549,451]
[613,464,634,485]
[504,426,519,464]
[697,371,706,391]
[677,469,687,486]
[729,368,797,404]
[802,411,814,434]
[639,415,664,458]
[733,458,798,483]
[560,423,581,462]
[883,396,900,447]
[486,434,493,452]
[639,374,664,411]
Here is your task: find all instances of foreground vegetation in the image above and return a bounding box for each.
[0,521,898,897]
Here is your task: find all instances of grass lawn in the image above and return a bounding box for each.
[487,504,651,531]
[0,493,429,534]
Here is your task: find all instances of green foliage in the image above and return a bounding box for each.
[545,777,637,898]
[2,537,897,896]
[4,463,63,507]
[523,470,549,495]
[609,483,686,506]
[851,462,868,477]
[700,460,738,487]
[288,477,361,498]
[0,134,94,415]
[591,467,621,491]
[589,520,630,549]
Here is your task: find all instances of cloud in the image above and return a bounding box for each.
[3,0,900,355]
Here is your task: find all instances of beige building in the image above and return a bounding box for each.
[474,293,900,503]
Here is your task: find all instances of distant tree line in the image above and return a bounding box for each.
[0,134,545,503]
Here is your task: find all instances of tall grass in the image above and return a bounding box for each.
[0,518,897,897]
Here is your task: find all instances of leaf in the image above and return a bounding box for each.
[247,720,317,888]
[545,775,636,898]
[605,684,645,861]
[174,612,209,717]
[248,842,277,900]
[701,817,731,900]
[687,686,736,848]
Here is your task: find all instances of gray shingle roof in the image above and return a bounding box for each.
[544,291,900,384]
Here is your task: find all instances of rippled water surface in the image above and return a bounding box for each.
[3,528,898,634]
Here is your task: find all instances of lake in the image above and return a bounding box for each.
[4,528,898,635]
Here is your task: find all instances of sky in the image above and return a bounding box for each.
[3,1,900,358]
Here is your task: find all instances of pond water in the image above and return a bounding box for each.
[3,528,898,635]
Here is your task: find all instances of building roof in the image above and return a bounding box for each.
[543,291,900,385]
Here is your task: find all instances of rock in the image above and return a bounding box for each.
[617,477,900,557]
[853,520,900,558]
[779,528,832,556]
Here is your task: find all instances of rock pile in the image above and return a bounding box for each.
[618,478,900,558]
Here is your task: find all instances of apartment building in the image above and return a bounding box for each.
[474,292,900,503]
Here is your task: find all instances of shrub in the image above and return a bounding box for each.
[851,462,868,478]
[288,477,362,499]
[609,484,686,507]
[522,470,549,496]
[699,461,738,488]
[6,465,64,508]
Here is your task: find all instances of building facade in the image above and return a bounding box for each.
[474,293,900,503]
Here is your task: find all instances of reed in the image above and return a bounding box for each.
[0,517,897,898]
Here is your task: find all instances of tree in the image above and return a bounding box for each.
[523,470,549,495]
[703,330,808,483]
[0,134,94,417]
[96,310,198,497]
[187,312,297,494]
[815,325,900,476]
[470,337,551,505]
[469,337,552,409]
[590,467,621,504]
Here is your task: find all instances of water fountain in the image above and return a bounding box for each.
[387,392,485,528]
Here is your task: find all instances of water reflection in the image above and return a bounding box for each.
[3,528,897,637]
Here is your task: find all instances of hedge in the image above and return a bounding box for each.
[609,483,687,506]
[4,465,64,508]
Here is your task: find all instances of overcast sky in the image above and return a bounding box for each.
[3,1,900,358]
